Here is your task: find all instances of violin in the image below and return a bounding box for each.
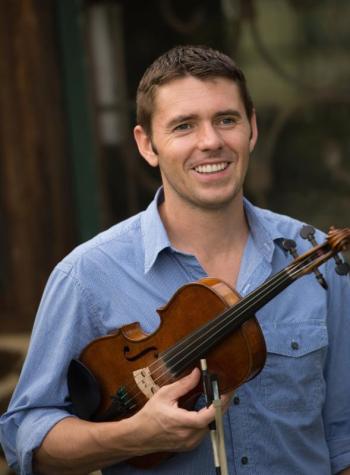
[68,227,350,468]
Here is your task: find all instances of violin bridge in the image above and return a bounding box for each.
[133,367,160,400]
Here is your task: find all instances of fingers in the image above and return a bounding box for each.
[220,392,234,412]
[155,368,216,428]
[131,372,212,454]
[130,368,234,454]
[159,367,201,401]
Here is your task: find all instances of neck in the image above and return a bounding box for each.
[159,192,249,285]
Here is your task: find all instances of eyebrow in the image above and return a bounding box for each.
[165,109,243,130]
[214,109,242,119]
[165,114,198,131]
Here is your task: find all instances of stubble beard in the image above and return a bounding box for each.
[161,169,245,214]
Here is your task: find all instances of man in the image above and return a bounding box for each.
[1,45,350,474]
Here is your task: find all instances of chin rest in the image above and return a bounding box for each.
[67,359,101,420]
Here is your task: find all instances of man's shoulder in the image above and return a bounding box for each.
[57,212,143,276]
[258,205,305,232]
[251,203,326,243]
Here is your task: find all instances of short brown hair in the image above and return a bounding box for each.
[136,45,254,136]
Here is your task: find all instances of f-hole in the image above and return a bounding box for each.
[123,345,159,362]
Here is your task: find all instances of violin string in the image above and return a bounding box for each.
[170,251,318,371]
[107,239,339,416]
[152,271,298,378]
[152,257,309,374]
[111,247,324,411]
[116,251,317,410]
[115,268,296,409]
[163,248,330,378]
[122,250,322,411]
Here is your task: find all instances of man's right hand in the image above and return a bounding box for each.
[34,367,230,475]
[129,367,217,454]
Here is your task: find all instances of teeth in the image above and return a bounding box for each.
[195,162,228,174]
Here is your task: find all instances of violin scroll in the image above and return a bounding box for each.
[327,227,350,253]
[286,226,350,282]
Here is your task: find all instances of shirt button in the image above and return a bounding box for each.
[291,341,299,350]
[241,456,248,465]
[233,396,240,405]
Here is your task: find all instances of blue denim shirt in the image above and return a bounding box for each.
[1,190,350,474]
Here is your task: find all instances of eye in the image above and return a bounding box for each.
[218,116,237,126]
[173,123,192,132]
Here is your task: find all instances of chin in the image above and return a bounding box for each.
[192,194,239,211]
[196,188,242,209]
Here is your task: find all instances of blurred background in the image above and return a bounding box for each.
[0,0,349,472]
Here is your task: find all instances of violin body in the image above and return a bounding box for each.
[68,277,266,468]
[76,278,266,420]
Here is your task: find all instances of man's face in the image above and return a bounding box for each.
[135,76,257,212]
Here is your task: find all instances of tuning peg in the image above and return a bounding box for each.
[299,226,328,289]
[333,254,350,276]
[281,239,298,258]
[300,225,317,245]
[327,226,350,275]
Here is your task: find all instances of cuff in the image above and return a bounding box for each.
[16,409,75,475]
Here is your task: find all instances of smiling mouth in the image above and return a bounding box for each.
[194,162,229,174]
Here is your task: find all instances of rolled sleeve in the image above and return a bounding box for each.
[0,263,103,474]
[8,409,74,474]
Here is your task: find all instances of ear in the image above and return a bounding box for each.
[133,125,159,167]
[249,110,258,153]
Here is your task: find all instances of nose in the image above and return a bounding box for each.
[196,123,224,151]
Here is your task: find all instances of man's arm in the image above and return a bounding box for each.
[34,369,227,475]
[338,469,350,475]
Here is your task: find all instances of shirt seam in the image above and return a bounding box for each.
[53,267,104,336]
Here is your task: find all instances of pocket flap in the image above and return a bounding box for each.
[262,322,328,357]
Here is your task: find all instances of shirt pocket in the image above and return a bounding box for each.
[259,322,328,414]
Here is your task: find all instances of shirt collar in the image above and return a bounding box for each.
[141,188,285,273]
[243,198,285,263]
[141,188,172,273]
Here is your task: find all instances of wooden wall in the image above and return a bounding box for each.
[0,1,77,470]
[0,0,76,333]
